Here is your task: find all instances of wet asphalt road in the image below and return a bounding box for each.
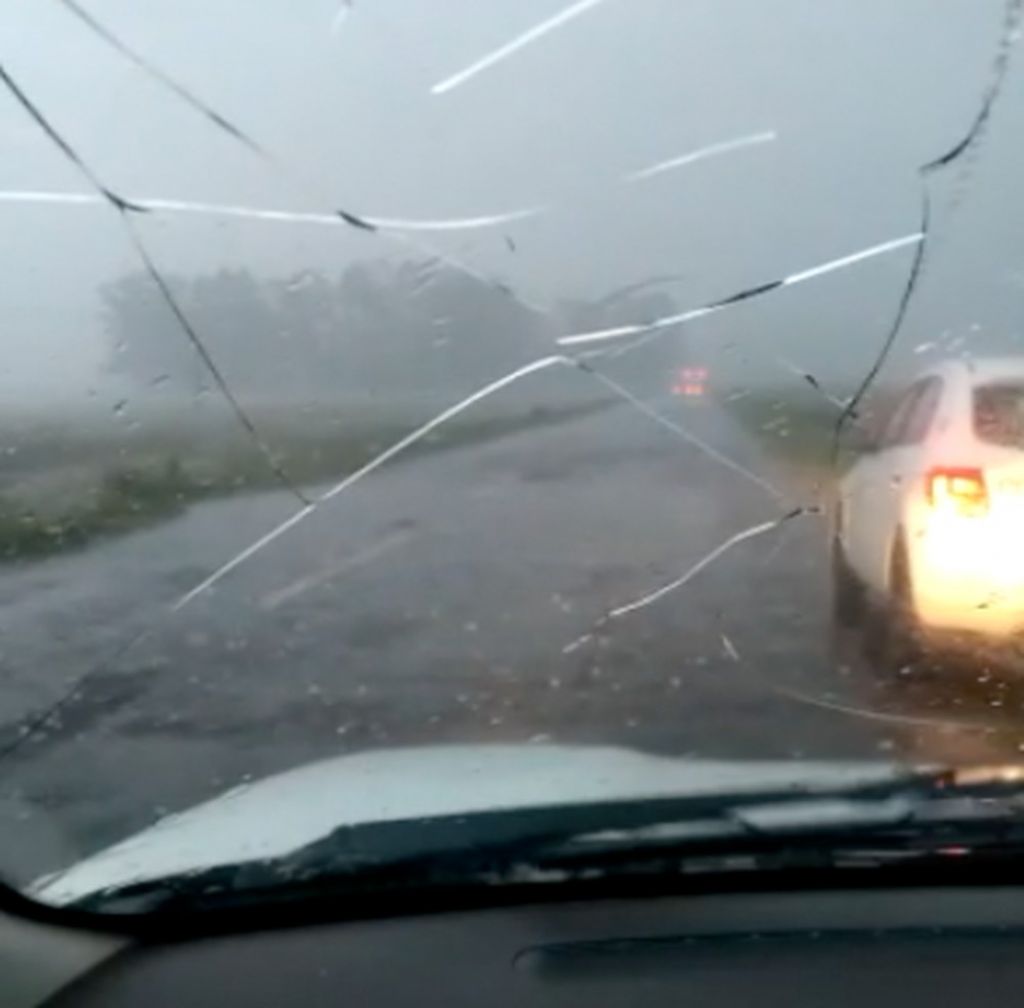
[3,397,1024,881]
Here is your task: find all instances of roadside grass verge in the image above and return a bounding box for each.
[0,461,195,562]
[725,391,842,471]
[0,399,615,564]
[720,386,890,477]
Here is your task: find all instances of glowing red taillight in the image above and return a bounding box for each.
[926,467,988,517]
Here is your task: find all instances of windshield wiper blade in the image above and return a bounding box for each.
[65,765,1024,915]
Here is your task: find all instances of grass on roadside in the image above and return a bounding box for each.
[0,461,195,562]
[720,386,888,475]
[0,399,615,564]
[725,392,842,469]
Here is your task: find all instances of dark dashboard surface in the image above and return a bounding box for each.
[47,886,1024,1007]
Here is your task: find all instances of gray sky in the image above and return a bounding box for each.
[1,0,1021,400]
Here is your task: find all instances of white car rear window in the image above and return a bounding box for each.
[974,383,1024,448]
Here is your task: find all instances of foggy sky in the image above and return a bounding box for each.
[1,0,1021,401]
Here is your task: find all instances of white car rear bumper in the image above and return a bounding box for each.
[911,514,1024,637]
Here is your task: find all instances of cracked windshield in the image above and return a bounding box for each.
[3,0,1024,912]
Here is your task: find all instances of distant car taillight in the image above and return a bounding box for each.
[926,467,989,517]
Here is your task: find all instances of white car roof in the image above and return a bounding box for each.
[922,356,1024,387]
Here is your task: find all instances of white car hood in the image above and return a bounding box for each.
[33,744,914,906]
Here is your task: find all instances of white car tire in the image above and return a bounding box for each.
[864,534,922,672]
[831,533,865,629]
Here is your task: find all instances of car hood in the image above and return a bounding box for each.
[32,744,915,906]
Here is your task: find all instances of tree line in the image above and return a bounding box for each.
[101,258,679,402]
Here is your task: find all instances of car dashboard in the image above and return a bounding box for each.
[9,883,1024,1007]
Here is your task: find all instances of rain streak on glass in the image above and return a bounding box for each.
[0,0,1023,896]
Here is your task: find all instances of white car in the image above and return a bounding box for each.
[834,357,1024,661]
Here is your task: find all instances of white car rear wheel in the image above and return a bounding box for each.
[864,535,923,672]
[831,534,865,628]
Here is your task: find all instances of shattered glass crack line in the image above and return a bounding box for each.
[430,0,612,95]
[51,0,573,310]
[923,0,1023,174]
[624,131,777,182]
[775,685,994,732]
[58,0,266,156]
[171,348,795,612]
[574,363,785,501]
[50,0,783,311]
[0,61,312,507]
[0,191,547,234]
[171,355,576,610]
[831,191,931,462]
[561,509,810,653]
[833,0,1022,458]
[557,233,925,350]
